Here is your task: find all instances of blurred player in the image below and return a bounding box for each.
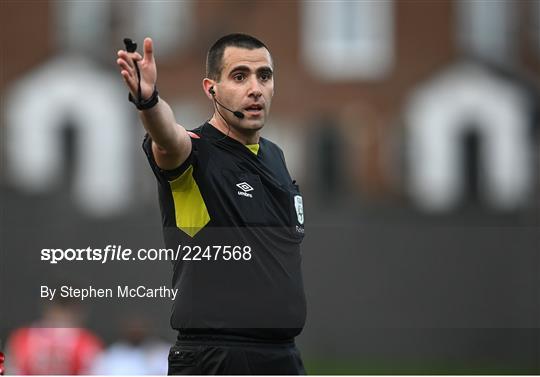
[5,297,102,375]
[91,316,169,375]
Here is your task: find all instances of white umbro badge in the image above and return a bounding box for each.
[236,182,254,198]
[294,195,304,224]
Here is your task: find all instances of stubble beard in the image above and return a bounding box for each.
[229,114,265,136]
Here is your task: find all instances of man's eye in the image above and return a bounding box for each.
[260,73,271,81]
[233,74,245,81]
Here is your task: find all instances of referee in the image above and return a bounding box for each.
[117,34,307,375]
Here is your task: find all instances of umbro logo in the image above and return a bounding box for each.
[236,182,254,192]
[236,182,254,198]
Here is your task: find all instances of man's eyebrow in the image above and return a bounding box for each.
[229,65,250,74]
[257,66,273,74]
[228,65,273,74]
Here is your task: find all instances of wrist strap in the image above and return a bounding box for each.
[129,86,159,110]
[128,59,159,110]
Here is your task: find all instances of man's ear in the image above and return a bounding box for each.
[202,78,215,99]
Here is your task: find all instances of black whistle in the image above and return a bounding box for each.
[123,38,137,53]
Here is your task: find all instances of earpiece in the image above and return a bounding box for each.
[208,85,244,120]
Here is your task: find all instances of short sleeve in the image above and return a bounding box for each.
[142,133,194,182]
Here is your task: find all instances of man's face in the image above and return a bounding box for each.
[214,46,274,133]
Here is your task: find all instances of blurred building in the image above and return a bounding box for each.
[2,0,539,213]
[1,0,539,373]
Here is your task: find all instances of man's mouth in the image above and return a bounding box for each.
[244,104,263,115]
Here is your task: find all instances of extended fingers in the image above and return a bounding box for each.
[116,56,134,77]
[116,42,149,94]
[117,50,142,69]
[120,67,137,90]
[116,51,140,92]
[143,38,154,64]
[116,51,143,76]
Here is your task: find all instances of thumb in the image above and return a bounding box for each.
[143,37,154,64]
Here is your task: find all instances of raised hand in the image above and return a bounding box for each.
[117,38,157,101]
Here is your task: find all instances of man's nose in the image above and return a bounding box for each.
[247,77,262,98]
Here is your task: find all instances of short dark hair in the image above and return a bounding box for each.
[206,33,269,81]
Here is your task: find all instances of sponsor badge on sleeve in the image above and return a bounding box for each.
[294,195,304,225]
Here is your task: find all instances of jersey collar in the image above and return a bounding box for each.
[202,122,262,158]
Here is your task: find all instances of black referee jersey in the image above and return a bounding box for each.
[142,122,307,342]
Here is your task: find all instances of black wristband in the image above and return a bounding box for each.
[129,86,159,110]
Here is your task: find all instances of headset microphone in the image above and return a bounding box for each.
[209,87,245,119]
[233,111,245,119]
